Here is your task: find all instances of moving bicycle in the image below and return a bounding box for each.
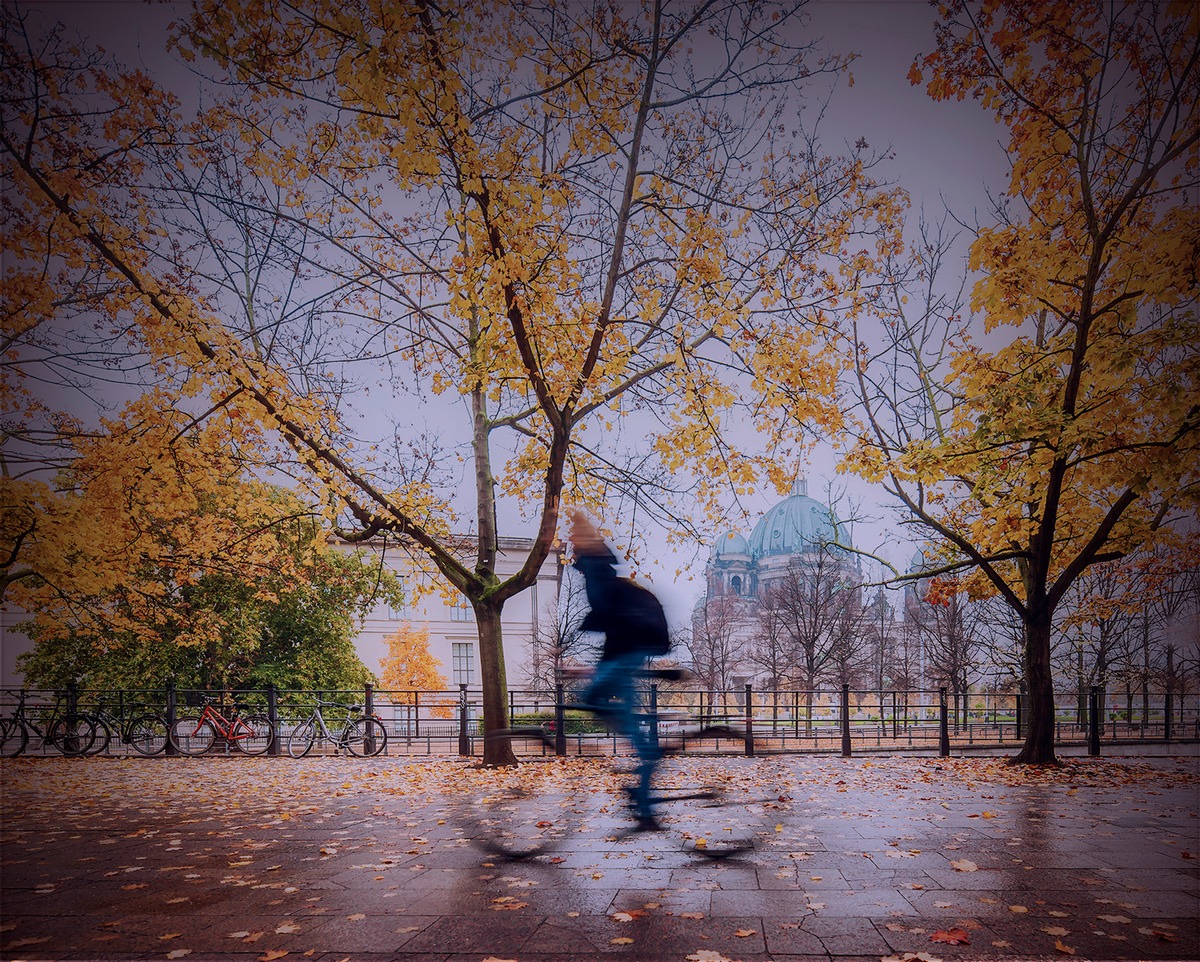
[470,512,784,860]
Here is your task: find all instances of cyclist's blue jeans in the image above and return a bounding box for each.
[583,652,660,820]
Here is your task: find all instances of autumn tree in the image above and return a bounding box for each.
[16,479,391,693]
[379,622,448,694]
[3,3,898,763]
[835,0,1199,763]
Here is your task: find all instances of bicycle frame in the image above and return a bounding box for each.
[188,701,256,742]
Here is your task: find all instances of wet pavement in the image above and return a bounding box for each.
[1,751,1197,962]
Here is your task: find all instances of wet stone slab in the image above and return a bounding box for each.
[2,752,1196,960]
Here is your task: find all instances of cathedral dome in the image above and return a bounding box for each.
[746,477,846,559]
[712,529,750,558]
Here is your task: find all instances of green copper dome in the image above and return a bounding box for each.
[746,478,845,559]
[712,529,750,558]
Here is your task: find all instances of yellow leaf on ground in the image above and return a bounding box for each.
[734,928,757,937]
[950,859,978,872]
[610,936,634,944]
[1054,939,1076,955]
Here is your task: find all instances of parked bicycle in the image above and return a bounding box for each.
[286,698,387,757]
[466,668,785,860]
[169,696,273,756]
[0,690,97,758]
[79,697,169,756]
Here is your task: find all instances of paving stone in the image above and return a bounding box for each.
[2,750,1196,961]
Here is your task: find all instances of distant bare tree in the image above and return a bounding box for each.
[687,593,750,721]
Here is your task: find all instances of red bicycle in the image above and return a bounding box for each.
[168,697,273,756]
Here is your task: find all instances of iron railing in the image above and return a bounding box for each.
[2,682,1196,758]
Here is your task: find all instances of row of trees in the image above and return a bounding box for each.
[4,0,1197,765]
[526,542,1197,715]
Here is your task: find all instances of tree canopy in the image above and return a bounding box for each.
[833,0,1199,763]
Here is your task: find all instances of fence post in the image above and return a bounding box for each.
[67,681,78,715]
[1016,681,1025,739]
[509,689,515,729]
[892,690,898,739]
[744,683,754,757]
[364,683,376,755]
[554,683,566,756]
[651,683,661,756]
[1088,685,1100,756]
[165,682,178,757]
[267,684,280,756]
[457,683,470,756]
[841,683,852,757]
[1164,689,1173,741]
[938,686,950,757]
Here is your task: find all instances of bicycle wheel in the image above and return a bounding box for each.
[169,716,215,755]
[48,714,97,756]
[126,714,169,756]
[654,727,783,860]
[0,718,28,757]
[82,714,113,756]
[463,729,572,860]
[233,714,273,755]
[287,719,317,758]
[343,717,387,757]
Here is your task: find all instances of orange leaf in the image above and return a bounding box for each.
[931,927,971,945]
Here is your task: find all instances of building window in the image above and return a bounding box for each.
[730,575,743,596]
[452,642,474,685]
[449,598,472,622]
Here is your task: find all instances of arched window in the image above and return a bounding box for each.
[730,574,743,596]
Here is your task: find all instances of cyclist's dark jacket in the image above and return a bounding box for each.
[575,549,670,659]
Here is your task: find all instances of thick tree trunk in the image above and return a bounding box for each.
[1008,612,1060,765]
[474,600,517,767]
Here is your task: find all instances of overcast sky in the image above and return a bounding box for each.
[14,0,1013,628]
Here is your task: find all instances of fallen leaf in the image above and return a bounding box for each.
[159,933,183,941]
[346,913,366,921]
[881,954,943,962]
[1041,926,1070,937]
[1097,914,1130,924]
[1008,905,1028,913]
[396,926,420,933]
[679,912,705,920]
[734,928,757,937]
[931,927,971,945]
[166,951,191,960]
[686,952,733,962]
[610,936,634,945]
[275,924,298,934]
[1054,939,1076,955]
[950,859,978,872]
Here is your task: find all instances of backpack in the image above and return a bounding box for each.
[612,578,671,656]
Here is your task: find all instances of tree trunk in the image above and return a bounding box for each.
[474,600,517,766]
[1008,613,1060,765]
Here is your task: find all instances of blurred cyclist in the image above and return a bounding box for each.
[567,511,671,831]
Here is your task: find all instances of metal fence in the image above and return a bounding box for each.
[2,682,1196,758]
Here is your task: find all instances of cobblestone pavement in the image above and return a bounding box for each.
[1,752,1196,962]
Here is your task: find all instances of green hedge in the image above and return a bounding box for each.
[479,710,609,735]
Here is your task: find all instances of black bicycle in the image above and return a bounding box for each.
[79,698,170,756]
[465,668,786,860]
[0,690,97,757]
